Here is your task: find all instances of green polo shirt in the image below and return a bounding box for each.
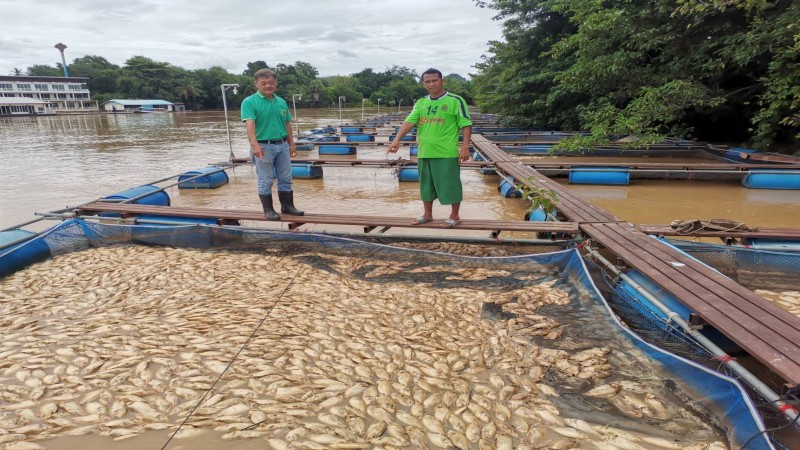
[405,92,472,158]
[241,92,292,140]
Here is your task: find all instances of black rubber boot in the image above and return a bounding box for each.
[278,191,304,216]
[258,194,280,221]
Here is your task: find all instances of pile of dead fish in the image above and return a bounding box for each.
[0,245,726,449]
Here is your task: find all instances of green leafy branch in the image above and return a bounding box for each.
[517,178,559,217]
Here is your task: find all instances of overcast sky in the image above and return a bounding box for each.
[1,0,504,78]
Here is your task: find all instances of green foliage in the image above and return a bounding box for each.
[517,178,558,217]
[15,55,475,112]
[474,0,800,150]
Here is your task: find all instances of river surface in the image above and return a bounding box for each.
[1,110,799,233]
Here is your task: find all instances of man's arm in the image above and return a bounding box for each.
[285,121,297,157]
[387,121,416,154]
[245,120,262,158]
[459,126,472,162]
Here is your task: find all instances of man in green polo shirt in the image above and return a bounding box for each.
[387,68,472,228]
[241,68,303,220]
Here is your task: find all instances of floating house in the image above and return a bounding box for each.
[0,75,98,115]
[102,99,184,113]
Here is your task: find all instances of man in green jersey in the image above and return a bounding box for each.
[241,68,303,221]
[387,68,472,228]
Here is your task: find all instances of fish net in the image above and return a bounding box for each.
[0,219,776,449]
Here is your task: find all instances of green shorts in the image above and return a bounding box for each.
[418,158,462,205]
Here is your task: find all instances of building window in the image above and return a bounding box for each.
[3,93,15,97]
[34,84,49,91]
[17,84,32,91]
[40,94,50,99]
[53,85,65,91]
[22,93,33,98]
[57,94,67,99]
[68,85,83,91]
[0,83,12,91]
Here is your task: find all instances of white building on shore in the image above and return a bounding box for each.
[0,75,98,115]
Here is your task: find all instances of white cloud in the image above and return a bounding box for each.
[1,0,503,77]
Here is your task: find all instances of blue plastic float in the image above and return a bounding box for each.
[346,134,375,142]
[741,170,800,190]
[569,167,630,185]
[410,145,418,156]
[177,166,229,189]
[318,145,357,156]
[499,180,521,198]
[398,164,419,182]
[291,162,324,179]
[99,185,170,218]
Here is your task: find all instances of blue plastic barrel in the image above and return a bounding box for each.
[389,134,415,142]
[473,152,484,161]
[499,180,521,198]
[318,145,357,155]
[740,238,800,251]
[100,185,170,218]
[527,207,548,222]
[409,145,418,156]
[569,167,630,185]
[296,142,314,151]
[480,168,496,175]
[312,136,340,142]
[741,170,800,189]
[398,165,419,182]
[341,126,362,133]
[346,134,375,142]
[0,229,35,248]
[724,147,760,162]
[103,185,170,206]
[291,163,324,179]
[178,166,229,189]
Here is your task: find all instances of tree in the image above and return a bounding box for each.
[473,0,800,149]
[26,65,61,76]
[178,81,205,110]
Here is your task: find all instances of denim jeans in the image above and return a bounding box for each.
[251,142,293,194]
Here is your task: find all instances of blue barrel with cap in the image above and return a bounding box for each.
[398,164,419,182]
[499,180,521,198]
[526,207,548,222]
[178,166,228,189]
[291,163,324,179]
[318,144,357,155]
[341,126,362,133]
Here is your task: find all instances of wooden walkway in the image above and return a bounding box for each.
[75,202,580,235]
[471,134,800,385]
[638,224,800,240]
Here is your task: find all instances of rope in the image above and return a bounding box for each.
[669,219,755,235]
[160,263,306,450]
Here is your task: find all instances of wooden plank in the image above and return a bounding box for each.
[582,223,800,384]
[76,203,581,234]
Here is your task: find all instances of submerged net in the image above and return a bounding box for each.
[0,220,776,449]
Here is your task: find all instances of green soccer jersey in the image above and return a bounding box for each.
[405,92,472,158]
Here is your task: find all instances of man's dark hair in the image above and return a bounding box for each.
[421,68,443,80]
[254,68,277,81]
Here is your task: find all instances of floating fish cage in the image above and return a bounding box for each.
[740,238,800,252]
[741,170,800,190]
[504,144,554,154]
[177,166,229,189]
[291,162,324,179]
[397,164,419,182]
[568,167,631,186]
[317,144,357,155]
[0,219,775,449]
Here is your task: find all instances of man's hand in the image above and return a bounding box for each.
[252,144,264,159]
[289,144,297,158]
[387,141,400,154]
[458,145,470,163]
